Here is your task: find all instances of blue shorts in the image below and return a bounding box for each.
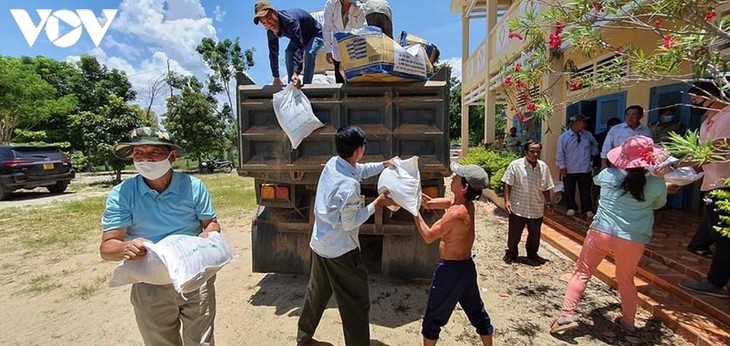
[421,258,494,340]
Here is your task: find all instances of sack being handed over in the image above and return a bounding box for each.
[110,232,235,293]
[272,83,325,149]
[377,156,421,216]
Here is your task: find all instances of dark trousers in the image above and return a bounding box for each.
[506,213,543,258]
[365,13,393,39]
[564,172,593,212]
[688,192,716,251]
[704,191,730,287]
[297,249,370,346]
[422,259,493,341]
[333,60,345,84]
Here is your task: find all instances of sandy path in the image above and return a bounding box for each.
[0,198,690,345]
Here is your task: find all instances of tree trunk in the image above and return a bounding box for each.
[115,169,122,184]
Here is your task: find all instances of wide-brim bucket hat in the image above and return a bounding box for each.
[112,127,186,159]
[607,135,668,169]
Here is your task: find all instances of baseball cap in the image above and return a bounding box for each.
[451,162,489,190]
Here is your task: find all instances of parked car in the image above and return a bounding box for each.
[0,145,75,200]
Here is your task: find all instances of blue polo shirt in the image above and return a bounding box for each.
[101,172,217,243]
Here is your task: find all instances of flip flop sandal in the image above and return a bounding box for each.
[550,317,579,334]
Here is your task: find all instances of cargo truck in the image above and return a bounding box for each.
[236,69,451,278]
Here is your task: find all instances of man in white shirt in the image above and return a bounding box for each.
[600,105,653,169]
[324,0,367,83]
[556,114,599,217]
[297,125,395,346]
[362,0,392,38]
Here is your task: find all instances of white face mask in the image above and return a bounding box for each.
[134,153,172,180]
[660,115,674,123]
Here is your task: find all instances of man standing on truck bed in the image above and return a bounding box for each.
[414,163,494,346]
[297,125,395,346]
[253,1,325,87]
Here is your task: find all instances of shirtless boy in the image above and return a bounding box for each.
[412,163,494,346]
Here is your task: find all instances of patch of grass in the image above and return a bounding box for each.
[196,174,257,219]
[70,275,109,300]
[1,174,256,254]
[0,196,106,251]
[22,274,62,294]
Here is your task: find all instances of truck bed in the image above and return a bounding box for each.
[237,81,451,184]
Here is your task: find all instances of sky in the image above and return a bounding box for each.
[0,0,487,114]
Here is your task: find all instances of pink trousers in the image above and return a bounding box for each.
[560,229,645,326]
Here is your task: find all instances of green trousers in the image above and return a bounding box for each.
[297,249,370,346]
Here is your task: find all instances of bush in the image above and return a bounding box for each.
[461,147,518,196]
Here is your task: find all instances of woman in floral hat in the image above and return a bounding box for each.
[550,135,669,334]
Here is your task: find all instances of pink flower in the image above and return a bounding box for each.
[514,63,522,72]
[520,115,530,123]
[592,2,604,12]
[555,20,565,34]
[508,29,524,40]
[663,35,676,49]
[516,79,525,90]
[504,76,513,86]
[568,79,582,90]
[654,17,664,26]
[518,92,529,102]
[526,101,537,112]
[705,11,717,21]
[549,33,562,50]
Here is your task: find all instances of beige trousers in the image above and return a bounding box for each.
[130,277,216,346]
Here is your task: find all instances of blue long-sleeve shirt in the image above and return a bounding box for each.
[267,9,323,78]
[556,129,599,174]
[310,156,385,258]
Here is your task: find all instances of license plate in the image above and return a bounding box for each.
[43,163,54,170]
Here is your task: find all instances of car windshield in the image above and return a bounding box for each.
[12,147,64,160]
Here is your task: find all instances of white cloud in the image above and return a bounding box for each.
[213,6,226,22]
[444,57,462,81]
[104,35,143,58]
[111,0,217,65]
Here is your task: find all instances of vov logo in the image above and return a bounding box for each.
[10,9,118,48]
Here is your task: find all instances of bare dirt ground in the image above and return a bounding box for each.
[0,172,135,209]
[0,180,691,345]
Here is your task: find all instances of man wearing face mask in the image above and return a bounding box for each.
[600,105,653,169]
[650,106,684,143]
[100,127,221,345]
[254,1,325,88]
[679,81,730,299]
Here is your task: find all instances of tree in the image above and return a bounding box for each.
[0,57,74,144]
[164,74,227,163]
[448,77,486,145]
[141,73,167,126]
[196,37,255,164]
[503,0,730,126]
[70,95,144,181]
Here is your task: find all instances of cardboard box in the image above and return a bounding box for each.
[335,27,429,82]
[310,10,332,74]
[399,31,440,65]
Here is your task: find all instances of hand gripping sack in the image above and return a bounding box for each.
[110,232,235,293]
[377,156,422,216]
[272,83,325,149]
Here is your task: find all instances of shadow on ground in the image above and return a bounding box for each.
[248,273,429,329]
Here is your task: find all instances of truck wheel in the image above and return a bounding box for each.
[47,181,69,194]
[0,184,10,201]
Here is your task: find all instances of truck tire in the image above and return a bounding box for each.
[47,181,69,194]
[0,183,9,201]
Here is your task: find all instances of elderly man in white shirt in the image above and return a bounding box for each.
[600,105,653,169]
[557,114,599,218]
[324,0,367,83]
[297,125,395,346]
